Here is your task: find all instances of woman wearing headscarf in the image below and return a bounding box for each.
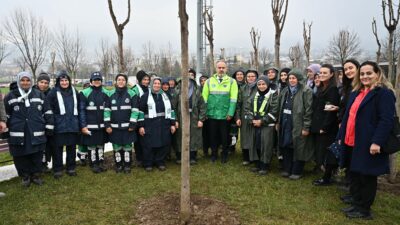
[278,67,290,93]
[4,72,53,186]
[311,64,340,185]
[245,75,279,175]
[138,77,176,171]
[106,73,139,173]
[263,67,279,91]
[132,70,151,166]
[175,75,206,164]
[278,69,313,179]
[337,61,395,219]
[229,69,246,154]
[235,69,258,165]
[47,70,80,179]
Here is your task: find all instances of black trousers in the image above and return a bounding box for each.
[13,151,42,177]
[53,145,76,172]
[322,150,338,181]
[134,138,143,162]
[350,172,377,213]
[314,133,335,166]
[342,145,353,185]
[202,119,210,155]
[143,145,169,167]
[242,149,250,162]
[208,119,229,157]
[43,137,55,164]
[281,147,305,175]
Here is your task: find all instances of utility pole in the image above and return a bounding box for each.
[196,0,204,74]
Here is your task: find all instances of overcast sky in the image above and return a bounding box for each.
[0,0,389,59]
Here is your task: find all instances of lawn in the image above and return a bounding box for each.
[0,151,399,225]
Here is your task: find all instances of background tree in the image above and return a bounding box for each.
[271,0,289,67]
[204,6,215,74]
[288,43,302,68]
[372,18,382,63]
[259,47,273,71]
[3,9,51,81]
[178,0,191,222]
[327,29,361,65]
[96,39,112,81]
[55,25,84,83]
[382,0,400,183]
[250,27,261,71]
[107,0,131,73]
[303,21,312,66]
[382,0,400,85]
[0,30,10,67]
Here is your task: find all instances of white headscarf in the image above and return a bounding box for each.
[16,71,33,107]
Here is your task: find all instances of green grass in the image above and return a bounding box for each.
[0,152,399,225]
[0,151,12,165]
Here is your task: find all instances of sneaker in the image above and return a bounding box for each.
[124,167,131,173]
[340,195,353,204]
[258,170,267,175]
[115,166,123,173]
[341,206,357,213]
[67,170,77,176]
[145,167,153,172]
[53,171,63,179]
[22,176,31,187]
[250,167,260,173]
[242,161,250,166]
[280,172,290,177]
[0,192,5,197]
[346,209,373,220]
[91,165,102,174]
[312,178,332,186]
[158,165,166,171]
[31,176,44,185]
[289,174,302,180]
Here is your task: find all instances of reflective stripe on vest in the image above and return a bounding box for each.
[144,112,165,118]
[111,123,130,128]
[253,94,270,116]
[33,131,45,136]
[10,132,24,137]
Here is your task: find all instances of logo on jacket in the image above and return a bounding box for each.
[125,98,130,103]
[223,85,227,88]
[89,101,95,106]
[13,105,19,111]
[211,84,216,88]
[37,105,42,111]
[112,99,116,104]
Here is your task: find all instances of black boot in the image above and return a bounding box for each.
[221,149,228,164]
[123,151,132,173]
[21,175,31,187]
[190,151,197,165]
[114,151,123,173]
[98,148,107,172]
[211,149,217,163]
[31,174,44,185]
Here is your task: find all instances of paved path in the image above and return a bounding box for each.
[0,143,113,182]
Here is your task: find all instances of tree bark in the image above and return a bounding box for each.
[107,0,131,73]
[271,0,289,68]
[178,0,191,223]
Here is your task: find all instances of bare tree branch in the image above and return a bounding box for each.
[204,6,215,74]
[250,27,261,71]
[0,30,11,66]
[271,0,289,67]
[3,9,50,81]
[288,43,302,68]
[372,18,382,63]
[327,29,362,65]
[303,20,312,65]
[107,0,131,73]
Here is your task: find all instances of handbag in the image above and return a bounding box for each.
[328,141,342,159]
[382,116,400,154]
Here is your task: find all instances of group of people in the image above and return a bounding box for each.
[2,59,396,220]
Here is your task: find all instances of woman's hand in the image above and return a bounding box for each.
[197,121,203,128]
[175,121,179,129]
[370,143,381,155]
[171,126,176,134]
[252,120,262,127]
[301,129,310,136]
[139,127,145,136]
[81,127,90,135]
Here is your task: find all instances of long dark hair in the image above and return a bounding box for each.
[342,59,360,97]
[318,63,336,93]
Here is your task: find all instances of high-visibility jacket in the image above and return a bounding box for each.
[202,74,238,120]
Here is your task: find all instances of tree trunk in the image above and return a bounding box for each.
[388,32,395,84]
[118,33,126,73]
[274,32,281,67]
[178,0,191,223]
[209,44,214,75]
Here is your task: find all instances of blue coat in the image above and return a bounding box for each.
[338,87,395,176]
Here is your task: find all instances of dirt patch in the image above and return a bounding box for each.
[131,193,241,225]
[378,174,400,195]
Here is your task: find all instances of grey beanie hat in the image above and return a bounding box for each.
[288,69,304,81]
[256,75,270,86]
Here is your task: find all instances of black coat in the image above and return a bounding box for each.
[138,91,175,148]
[310,85,340,134]
[4,88,53,156]
[47,87,79,134]
[338,87,395,176]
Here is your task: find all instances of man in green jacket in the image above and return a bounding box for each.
[202,61,238,163]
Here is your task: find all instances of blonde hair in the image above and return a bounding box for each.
[352,61,394,93]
